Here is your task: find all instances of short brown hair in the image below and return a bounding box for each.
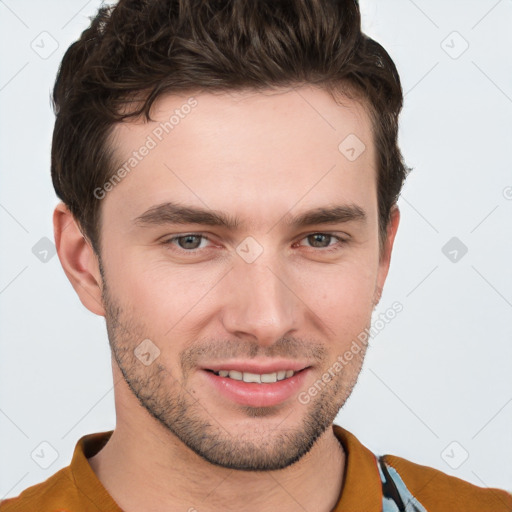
[51,0,411,256]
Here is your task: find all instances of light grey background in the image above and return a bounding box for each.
[1,0,511,499]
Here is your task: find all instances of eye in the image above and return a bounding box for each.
[163,234,212,251]
[296,233,348,252]
[161,232,348,255]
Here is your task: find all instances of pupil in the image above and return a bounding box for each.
[309,234,329,248]
[180,235,201,249]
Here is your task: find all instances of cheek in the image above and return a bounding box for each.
[105,253,226,336]
[291,257,377,328]
[103,241,378,344]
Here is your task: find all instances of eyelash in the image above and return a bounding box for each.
[161,232,348,254]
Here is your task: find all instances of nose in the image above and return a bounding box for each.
[220,254,299,347]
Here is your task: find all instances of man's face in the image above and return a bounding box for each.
[96,85,395,470]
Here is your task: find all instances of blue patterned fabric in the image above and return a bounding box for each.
[378,457,428,512]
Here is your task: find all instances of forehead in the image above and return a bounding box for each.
[104,85,376,229]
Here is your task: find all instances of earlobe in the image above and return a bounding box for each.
[53,202,105,317]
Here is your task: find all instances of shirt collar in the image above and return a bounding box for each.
[332,424,383,511]
[70,430,122,511]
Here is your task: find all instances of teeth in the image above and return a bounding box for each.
[261,373,277,383]
[214,369,297,383]
[243,372,261,383]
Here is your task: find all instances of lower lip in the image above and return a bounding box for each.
[201,368,310,408]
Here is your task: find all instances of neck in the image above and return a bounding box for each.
[88,414,345,512]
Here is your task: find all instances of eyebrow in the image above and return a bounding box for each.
[133,201,367,230]
[134,202,240,229]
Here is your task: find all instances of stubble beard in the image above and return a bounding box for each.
[99,264,366,471]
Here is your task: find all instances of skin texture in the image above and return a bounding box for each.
[53,85,400,512]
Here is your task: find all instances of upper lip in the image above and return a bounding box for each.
[203,360,311,374]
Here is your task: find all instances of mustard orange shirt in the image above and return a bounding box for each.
[1,425,510,511]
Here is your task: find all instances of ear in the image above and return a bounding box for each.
[373,205,400,307]
[53,202,105,316]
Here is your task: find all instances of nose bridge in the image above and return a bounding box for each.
[221,250,298,344]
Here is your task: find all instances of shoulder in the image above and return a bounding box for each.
[0,466,82,512]
[380,453,512,512]
[0,431,118,512]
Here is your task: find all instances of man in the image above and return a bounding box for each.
[1,0,510,511]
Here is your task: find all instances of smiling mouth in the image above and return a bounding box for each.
[204,368,307,384]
